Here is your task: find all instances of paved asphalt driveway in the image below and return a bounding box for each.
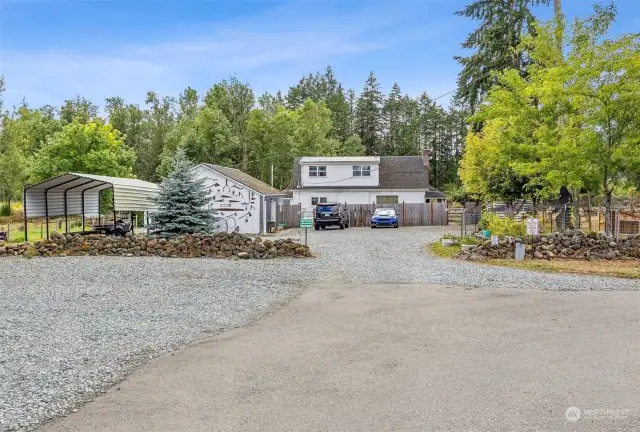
[41,227,640,432]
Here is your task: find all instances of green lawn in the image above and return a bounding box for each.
[1,221,85,243]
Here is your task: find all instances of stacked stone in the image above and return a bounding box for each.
[0,231,312,259]
[458,230,640,261]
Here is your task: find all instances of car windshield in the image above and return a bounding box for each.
[317,205,337,212]
[374,209,395,216]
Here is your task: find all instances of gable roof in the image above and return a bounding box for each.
[293,156,445,197]
[200,164,284,196]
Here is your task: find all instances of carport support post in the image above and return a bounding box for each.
[45,189,49,240]
[98,189,102,225]
[81,189,85,232]
[63,190,69,233]
[23,188,28,242]
[112,187,116,224]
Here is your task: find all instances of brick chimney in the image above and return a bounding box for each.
[422,149,431,187]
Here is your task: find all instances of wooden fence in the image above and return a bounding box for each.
[278,202,447,228]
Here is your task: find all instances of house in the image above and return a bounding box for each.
[291,150,445,209]
[192,164,285,234]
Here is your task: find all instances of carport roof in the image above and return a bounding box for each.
[25,173,158,192]
[24,173,159,217]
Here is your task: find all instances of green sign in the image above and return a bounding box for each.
[300,218,313,228]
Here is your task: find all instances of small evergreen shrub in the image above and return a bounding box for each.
[149,149,216,235]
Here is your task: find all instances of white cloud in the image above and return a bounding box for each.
[0,0,452,109]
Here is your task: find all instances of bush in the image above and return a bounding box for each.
[479,213,525,237]
[0,203,11,217]
[460,236,480,245]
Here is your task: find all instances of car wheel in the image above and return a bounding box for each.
[321,225,326,230]
[394,224,399,228]
[339,223,345,230]
[314,225,319,231]
[370,225,375,229]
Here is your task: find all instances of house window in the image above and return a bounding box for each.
[311,197,327,205]
[309,166,327,177]
[376,195,398,204]
[353,165,371,177]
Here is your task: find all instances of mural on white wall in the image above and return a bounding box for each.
[200,171,260,234]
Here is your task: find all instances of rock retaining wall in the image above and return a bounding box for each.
[459,230,640,261]
[0,231,312,259]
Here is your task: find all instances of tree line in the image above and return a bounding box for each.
[0,67,467,206]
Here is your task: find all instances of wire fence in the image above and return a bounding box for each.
[0,212,146,243]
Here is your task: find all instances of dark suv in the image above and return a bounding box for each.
[314,203,349,230]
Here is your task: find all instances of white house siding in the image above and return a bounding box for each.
[299,161,380,188]
[293,189,426,210]
[192,166,263,234]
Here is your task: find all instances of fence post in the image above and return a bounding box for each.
[402,201,405,226]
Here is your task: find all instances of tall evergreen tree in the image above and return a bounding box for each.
[59,95,99,125]
[286,66,355,144]
[356,71,384,155]
[105,97,150,180]
[204,77,254,171]
[149,149,215,235]
[257,91,284,116]
[454,0,551,113]
[145,91,176,182]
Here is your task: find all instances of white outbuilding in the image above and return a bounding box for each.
[191,164,285,234]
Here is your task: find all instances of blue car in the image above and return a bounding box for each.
[370,208,399,228]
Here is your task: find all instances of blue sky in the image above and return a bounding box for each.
[1,0,639,111]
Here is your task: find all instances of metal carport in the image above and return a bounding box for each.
[23,173,159,241]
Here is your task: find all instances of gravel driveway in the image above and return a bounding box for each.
[1,227,638,431]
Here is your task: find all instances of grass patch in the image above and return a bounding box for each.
[427,242,640,279]
[486,258,640,279]
[429,242,462,258]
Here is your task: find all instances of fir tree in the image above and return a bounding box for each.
[454,0,550,113]
[356,71,384,155]
[149,149,215,234]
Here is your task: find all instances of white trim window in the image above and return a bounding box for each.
[309,166,327,177]
[352,165,371,177]
[311,197,328,205]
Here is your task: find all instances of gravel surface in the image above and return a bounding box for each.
[1,226,639,431]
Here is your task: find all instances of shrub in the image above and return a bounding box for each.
[0,203,11,217]
[460,236,480,245]
[479,213,525,237]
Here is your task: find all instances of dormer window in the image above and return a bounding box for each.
[309,166,327,177]
[352,165,371,177]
